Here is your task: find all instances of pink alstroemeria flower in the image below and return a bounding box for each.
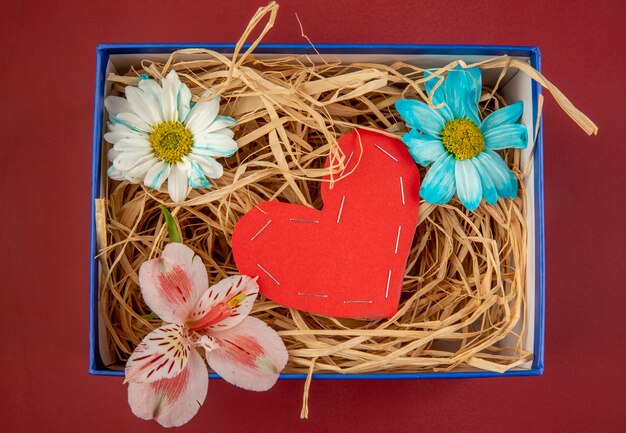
[125,243,288,427]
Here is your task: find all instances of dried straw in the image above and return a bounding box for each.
[95,2,596,417]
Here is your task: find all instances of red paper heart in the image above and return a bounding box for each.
[232,129,420,318]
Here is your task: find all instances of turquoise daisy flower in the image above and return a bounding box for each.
[395,65,528,211]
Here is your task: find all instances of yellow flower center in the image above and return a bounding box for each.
[149,121,193,163]
[440,118,484,160]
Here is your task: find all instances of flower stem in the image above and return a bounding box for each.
[140,312,159,320]
[159,205,182,243]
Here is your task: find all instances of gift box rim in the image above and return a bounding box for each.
[89,43,545,380]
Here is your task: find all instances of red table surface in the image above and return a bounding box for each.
[1,0,624,431]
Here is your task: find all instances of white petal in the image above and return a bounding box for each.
[125,157,159,183]
[126,86,159,125]
[187,160,212,189]
[203,116,237,134]
[144,161,171,190]
[128,348,208,428]
[107,147,120,162]
[161,70,180,122]
[104,127,145,144]
[208,127,235,139]
[184,94,220,136]
[107,165,125,180]
[104,96,131,116]
[115,112,152,133]
[177,84,192,123]
[188,154,224,179]
[137,78,165,124]
[167,163,189,203]
[113,150,153,171]
[113,137,152,152]
[192,133,238,157]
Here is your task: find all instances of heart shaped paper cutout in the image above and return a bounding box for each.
[232,129,420,318]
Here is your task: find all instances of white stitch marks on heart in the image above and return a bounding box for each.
[289,218,320,224]
[385,269,392,298]
[374,144,399,162]
[394,226,402,254]
[339,150,354,176]
[257,263,280,285]
[250,219,272,241]
[400,176,406,206]
[343,299,373,304]
[336,195,346,224]
[298,292,329,298]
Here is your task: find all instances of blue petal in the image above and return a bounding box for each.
[424,69,454,122]
[395,99,446,137]
[484,124,528,150]
[402,130,446,166]
[188,160,212,189]
[475,150,518,198]
[455,159,482,211]
[481,101,524,132]
[472,158,498,205]
[444,66,482,124]
[419,154,457,204]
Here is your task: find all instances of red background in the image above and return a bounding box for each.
[1,0,624,432]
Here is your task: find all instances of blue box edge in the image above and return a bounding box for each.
[89,43,545,380]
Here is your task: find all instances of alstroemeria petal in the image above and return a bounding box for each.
[138,243,209,324]
[204,316,287,391]
[455,159,483,211]
[125,324,191,384]
[184,94,220,137]
[128,348,208,428]
[481,101,524,132]
[395,99,446,138]
[402,130,446,166]
[475,150,518,199]
[483,124,528,150]
[187,275,259,332]
[167,163,189,203]
[419,153,457,205]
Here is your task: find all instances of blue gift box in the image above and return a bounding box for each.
[89,43,544,380]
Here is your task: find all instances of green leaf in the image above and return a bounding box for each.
[159,205,182,243]
[140,312,159,320]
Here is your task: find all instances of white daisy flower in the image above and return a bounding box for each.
[104,70,237,202]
